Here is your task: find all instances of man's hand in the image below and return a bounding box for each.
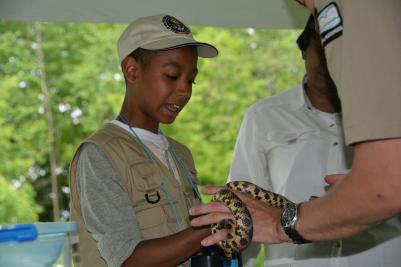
[233,192,290,244]
[189,185,291,246]
[325,174,345,186]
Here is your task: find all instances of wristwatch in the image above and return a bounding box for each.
[280,202,311,244]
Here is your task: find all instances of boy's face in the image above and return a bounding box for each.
[129,46,198,132]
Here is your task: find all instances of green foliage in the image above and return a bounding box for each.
[0,21,303,225]
[164,27,303,185]
[0,175,42,224]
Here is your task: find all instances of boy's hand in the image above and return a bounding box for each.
[190,185,233,246]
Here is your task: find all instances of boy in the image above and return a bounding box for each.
[69,14,218,267]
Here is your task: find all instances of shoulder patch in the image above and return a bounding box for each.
[318,2,343,47]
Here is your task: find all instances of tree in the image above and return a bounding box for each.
[0,21,303,223]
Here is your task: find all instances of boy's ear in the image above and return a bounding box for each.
[121,56,139,84]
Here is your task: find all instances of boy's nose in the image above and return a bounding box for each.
[176,82,192,98]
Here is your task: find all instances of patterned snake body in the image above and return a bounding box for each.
[211,181,294,259]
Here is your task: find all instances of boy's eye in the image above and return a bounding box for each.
[165,74,178,80]
[165,74,196,84]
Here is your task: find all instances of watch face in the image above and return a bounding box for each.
[281,202,297,228]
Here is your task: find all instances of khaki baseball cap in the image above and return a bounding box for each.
[117,14,218,62]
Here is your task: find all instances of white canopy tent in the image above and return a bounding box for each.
[0,0,309,28]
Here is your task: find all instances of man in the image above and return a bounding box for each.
[228,15,401,267]
[189,0,401,253]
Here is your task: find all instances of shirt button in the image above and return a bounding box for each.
[333,141,339,146]
[329,123,335,127]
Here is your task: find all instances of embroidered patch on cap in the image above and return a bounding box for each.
[162,15,190,34]
[318,2,343,47]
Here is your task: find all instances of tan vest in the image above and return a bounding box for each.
[70,123,199,267]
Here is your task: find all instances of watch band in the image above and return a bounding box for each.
[281,203,311,244]
[283,223,311,244]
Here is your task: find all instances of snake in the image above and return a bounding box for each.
[211,181,294,259]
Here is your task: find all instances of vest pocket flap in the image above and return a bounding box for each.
[129,160,163,190]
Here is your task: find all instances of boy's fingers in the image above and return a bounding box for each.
[190,210,234,227]
[189,201,229,216]
[201,229,228,247]
[201,185,225,195]
[233,191,254,203]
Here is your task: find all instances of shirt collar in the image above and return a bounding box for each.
[289,75,309,110]
[111,119,169,150]
[298,75,341,120]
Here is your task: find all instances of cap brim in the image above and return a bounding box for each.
[141,37,218,58]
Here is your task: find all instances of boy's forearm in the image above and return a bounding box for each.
[297,139,401,241]
[122,227,210,267]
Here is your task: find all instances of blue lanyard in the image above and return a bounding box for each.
[118,115,202,231]
[125,126,182,230]
[158,129,202,203]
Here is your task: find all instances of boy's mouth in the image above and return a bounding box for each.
[166,104,181,113]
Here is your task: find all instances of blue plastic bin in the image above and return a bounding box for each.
[0,222,77,267]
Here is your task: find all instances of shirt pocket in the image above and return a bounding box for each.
[267,130,318,146]
[265,130,324,196]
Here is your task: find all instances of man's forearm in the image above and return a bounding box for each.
[297,139,401,241]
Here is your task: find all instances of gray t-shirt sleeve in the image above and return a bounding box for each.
[76,143,143,267]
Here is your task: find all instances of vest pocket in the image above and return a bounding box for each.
[130,160,163,190]
[129,160,181,238]
[134,198,169,228]
[134,194,179,239]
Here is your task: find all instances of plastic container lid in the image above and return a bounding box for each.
[35,222,77,235]
[0,222,77,244]
[0,222,77,267]
[0,224,38,243]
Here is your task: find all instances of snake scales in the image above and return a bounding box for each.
[211,181,294,259]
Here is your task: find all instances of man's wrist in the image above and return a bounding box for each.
[280,202,311,244]
[277,218,292,243]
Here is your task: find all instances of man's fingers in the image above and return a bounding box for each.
[324,174,345,185]
[201,229,228,247]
